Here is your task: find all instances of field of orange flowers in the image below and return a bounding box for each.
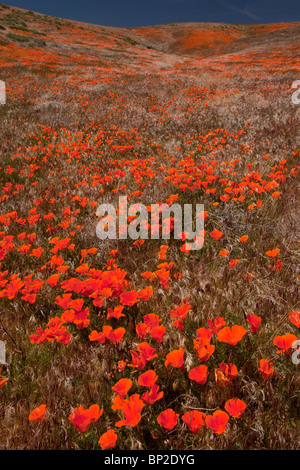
[0,3,299,450]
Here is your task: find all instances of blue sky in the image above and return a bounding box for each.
[3,0,300,27]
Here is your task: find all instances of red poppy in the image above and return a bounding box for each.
[157,409,179,431]
[205,410,229,434]
[207,317,226,335]
[217,325,247,346]
[210,230,223,241]
[138,370,158,387]
[215,363,238,387]
[188,365,208,385]
[266,248,280,257]
[224,398,247,418]
[142,384,164,405]
[120,290,139,306]
[258,359,274,380]
[115,394,144,428]
[182,410,206,433]
[29,404,47,422]
[164,348,184,368]
[289,311,300,328]
[112,378,133,399]
[273,334,298,354]
[247,314,261,334]
[68,404,103,433]
[99,429,117,450]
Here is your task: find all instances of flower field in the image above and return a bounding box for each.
[0,3,299,450]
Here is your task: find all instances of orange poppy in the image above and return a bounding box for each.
[217,325,247,346]
[68,404,103,433]
[99,429,117,450]
[289,311,300,328]
[258,359,274,380]
[164,348,184,368]
[138,370,158,387]
[182,410,206,434]
[247,314,261,334]
[273,334,298,354]
[224,398,247,418]
[205,410,229,434]
[112,378,133,399]
[157,409,179,431]
[188,365,208,385]
[29,404,47,422]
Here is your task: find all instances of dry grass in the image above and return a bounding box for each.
[0,2,299,450]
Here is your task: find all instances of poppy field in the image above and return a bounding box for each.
[0,3,299,450]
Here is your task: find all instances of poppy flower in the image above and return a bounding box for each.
[112,378,133,399]
[273,334,298,354]
[182,410,206,433]
[188,365,208,385]
[194,342,215,362]
[229,259,240,269]
[210,230,223,241]
[138,370,158,387]
[107,305,125,320]
[205,410,229,434]
[217,325,247,346]
[164,348,184,368]
[29,404,47,422]
[157,409,179,431]
[138,286,153,301]
[219,250,229,257]
[149,325,166,343]
[266,248,280,257]
[258,359,274,380]
[215,363,238,387]
[0,375,8,388]
[115,394,144,428]
[247,314,261,334]
[120,290,139,306]
[224,398,247,418]
[207,317,226,335]
[239,235,248,243]
[142,384,164,404]
[289,311,300,328]
[99,429,117,450]
[68,404,103,433]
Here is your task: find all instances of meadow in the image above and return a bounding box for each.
[0,3,299,450]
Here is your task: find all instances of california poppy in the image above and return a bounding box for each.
[188,365,208,385]
[224,398,247,418]
[29,404,47,422]
[157,409,179,431]
[164,348,184,368]
[99,429,117,450]
[182,410,206,434]
[205,410,229,434]
[68,404,103,433]
[289,311,300,328]
[217,325,247,346]
[247,314,261,334]
[138,370,158,387]
[258,359,274,380]
[273,334,298,354]
[112,378,133,399]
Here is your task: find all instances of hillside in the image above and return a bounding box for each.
[0,2,299,451]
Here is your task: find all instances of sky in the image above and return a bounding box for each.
[2,0,300,27]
